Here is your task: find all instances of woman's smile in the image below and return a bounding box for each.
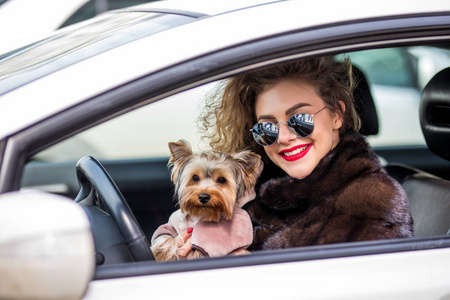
[255,79,343,179]
[279,144,311,161]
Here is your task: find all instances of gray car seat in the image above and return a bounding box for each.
[385,67,450,237]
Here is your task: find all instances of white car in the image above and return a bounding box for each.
[1,0,450,299]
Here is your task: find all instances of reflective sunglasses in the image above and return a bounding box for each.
[250,106,328,146]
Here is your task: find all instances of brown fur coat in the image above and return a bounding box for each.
[244,131,413,251]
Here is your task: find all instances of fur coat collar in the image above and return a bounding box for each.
[245,131,413,250]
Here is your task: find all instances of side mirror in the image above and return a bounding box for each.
[0,191,95,300]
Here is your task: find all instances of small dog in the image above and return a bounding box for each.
[151,140,261,261]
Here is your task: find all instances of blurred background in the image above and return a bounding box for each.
[0,0,158,54]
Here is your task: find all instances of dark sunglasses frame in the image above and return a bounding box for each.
[251,106,328,146]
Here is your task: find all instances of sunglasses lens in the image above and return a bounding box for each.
[288,114,314,137]
[252,113,315,146]
[251,122,278,146]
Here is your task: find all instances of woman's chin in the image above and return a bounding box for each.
[283,164,315,179]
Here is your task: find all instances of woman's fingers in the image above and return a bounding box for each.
[178,238,192,257]
[178,227,193,257]
[181,227,193,241]
[178,227,193,245]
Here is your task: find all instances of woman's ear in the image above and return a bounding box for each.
[333,101,345,130]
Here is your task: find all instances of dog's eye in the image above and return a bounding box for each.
[192,175,200,182]
[217,177,227,184]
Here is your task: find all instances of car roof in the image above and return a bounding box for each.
[0,0,449,140]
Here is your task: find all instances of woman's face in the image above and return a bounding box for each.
[254,79,343,179]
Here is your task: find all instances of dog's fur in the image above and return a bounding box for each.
[151,140,260,261]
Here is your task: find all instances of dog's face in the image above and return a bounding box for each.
[168,140,261,222]
[176,155,238,222]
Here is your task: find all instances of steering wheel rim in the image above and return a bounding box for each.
[75,156,153,262]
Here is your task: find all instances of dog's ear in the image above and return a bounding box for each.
[168,140,193,164]
[168,140,193,183]
[233,151,262,192]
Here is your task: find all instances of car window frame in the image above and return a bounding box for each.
[2,13,450,278]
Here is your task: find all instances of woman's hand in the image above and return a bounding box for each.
[177,227,193,258]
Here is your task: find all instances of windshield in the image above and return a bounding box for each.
[0,11,195,96]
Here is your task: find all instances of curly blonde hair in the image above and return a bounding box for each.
[199,56,361,161]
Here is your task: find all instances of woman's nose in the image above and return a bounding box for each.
[277,123,297,144]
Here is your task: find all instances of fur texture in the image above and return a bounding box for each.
[151,140,261,261]
[244,131,414,250]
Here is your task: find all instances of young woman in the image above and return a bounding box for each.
[199,55,413,251]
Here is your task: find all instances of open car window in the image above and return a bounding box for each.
[27,46,450,165]
[21,45,450,247]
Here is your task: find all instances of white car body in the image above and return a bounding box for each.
[86,248,450,299]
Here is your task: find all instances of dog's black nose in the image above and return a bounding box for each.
[198,193,211,204]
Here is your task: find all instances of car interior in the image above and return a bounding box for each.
[350,59,450,238]
[385,66,450,237]
[19,45,450,267]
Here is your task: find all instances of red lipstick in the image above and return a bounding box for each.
[279,144,312,161]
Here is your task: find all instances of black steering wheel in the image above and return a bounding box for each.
[75,156,154,263]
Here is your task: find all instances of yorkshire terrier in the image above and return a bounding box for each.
[151,140,261,261]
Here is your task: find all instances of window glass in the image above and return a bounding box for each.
[60,0,158,28]
[0,12,194,94]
